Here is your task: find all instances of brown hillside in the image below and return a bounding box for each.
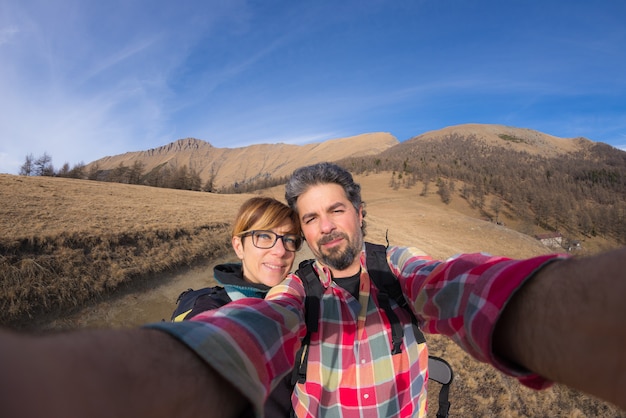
[407,123,591,156]
[341,123,626,249]
[86,132,398,189]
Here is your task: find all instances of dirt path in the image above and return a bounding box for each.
[44,246,315,330]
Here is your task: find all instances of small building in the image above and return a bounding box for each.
[535,232,563,248]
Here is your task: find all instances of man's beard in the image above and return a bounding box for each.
[315,231,363,271]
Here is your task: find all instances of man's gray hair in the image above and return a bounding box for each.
[285,162,367,234]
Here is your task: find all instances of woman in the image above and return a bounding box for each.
[172,196,303,416]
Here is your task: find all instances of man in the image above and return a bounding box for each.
[1,162,626,417]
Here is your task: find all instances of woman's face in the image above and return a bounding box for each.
[232,221,298,287]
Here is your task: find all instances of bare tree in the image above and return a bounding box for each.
[57,162,71,177]
[68,162,86,179]
[87,163,100,180]
[34,153,54,176]
[109,162,130,183]
[490,198,503,223]
[420,177,430,197]
[471,184,486,210]
[202,166,216,192]
[19,153,35,176]
[436,178,451,204]
[128,161,145,185]
[461,184,471,201]
[389,171,399,190]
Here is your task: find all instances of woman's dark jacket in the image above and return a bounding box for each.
[181,262,294,417]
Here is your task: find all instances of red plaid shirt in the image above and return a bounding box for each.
[150,246,566,417]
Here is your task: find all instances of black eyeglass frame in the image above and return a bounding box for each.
[239,230,303,252]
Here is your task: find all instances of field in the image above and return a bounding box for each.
[0,173,623,417]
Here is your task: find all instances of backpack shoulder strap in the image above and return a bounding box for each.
[292,259,323,384]
[297,259,323,333]
[364,242,407,307]
[364,242,427,349]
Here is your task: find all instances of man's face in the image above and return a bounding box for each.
[296,183,363,275]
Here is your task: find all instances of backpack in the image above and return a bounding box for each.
[171,286,231,322]
[171,242,453,417]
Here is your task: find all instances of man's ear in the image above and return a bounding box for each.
[232,236,245,260]
[358,205,364,227]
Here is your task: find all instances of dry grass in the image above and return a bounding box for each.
[0,173,623,417]
[0,174,250,325]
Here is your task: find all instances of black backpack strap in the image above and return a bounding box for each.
[364,242,426,349]
[292,259,323,385]
[376,291,405,354]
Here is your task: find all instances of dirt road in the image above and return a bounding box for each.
[43,246,315,330]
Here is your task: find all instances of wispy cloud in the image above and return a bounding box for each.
[76,37,160,87]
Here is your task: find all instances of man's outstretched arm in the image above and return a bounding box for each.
[0,328,248,418]
[494,246,626,410]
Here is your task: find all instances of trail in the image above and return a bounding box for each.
[43,247,314,330]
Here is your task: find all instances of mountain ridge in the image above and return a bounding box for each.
[86,124,605,189]
[405,123,592,156]
[87,132,399,188]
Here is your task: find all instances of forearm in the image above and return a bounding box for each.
[494,247,626,409]
[0,328,247,418]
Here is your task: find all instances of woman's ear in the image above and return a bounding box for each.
[232,236,245,260]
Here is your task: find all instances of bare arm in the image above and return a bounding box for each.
[0,328,248,418]
[494,247,626,410]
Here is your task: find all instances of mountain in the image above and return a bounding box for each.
[397,123,593,156]
[86,124,606,191]
[333,123,625,247]
[86,132,399,189]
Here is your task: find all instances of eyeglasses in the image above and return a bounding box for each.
[240,230,303,252]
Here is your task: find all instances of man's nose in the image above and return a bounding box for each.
[319,215,336,234]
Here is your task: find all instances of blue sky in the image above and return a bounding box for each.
[1,0,625,174]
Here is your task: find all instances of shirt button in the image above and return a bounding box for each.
[363,394,369,399]
[360,359,366,364]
